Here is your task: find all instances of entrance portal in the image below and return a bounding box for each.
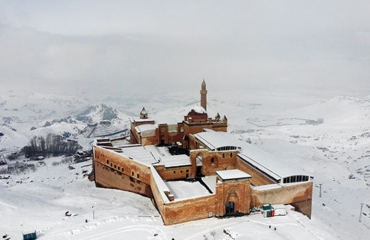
[225,201,235,214]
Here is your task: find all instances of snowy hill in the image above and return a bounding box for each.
[0,93,129,151]
[234,94,370,240]
[76,104,126,124]
[1,89,370,239]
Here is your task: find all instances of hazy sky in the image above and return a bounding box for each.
[0,1,369,96]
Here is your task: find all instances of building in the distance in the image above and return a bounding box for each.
[92,81,313,225]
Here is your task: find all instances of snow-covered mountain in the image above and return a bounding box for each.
[0,93,129,152]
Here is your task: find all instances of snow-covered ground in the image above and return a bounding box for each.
[1,88,370,239]
[0,158,335,240]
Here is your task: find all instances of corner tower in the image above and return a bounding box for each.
[200,79,207,111]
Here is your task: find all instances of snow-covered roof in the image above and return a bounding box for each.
[194,131,312,182]
[132,116,181,134]
[140,107,147,114]
[191,105,207,114]
[129,117,155,123]
[154,116,181,125]
[237,141,312,182]
[159,155,191,168]
[252,184,282,191]
[110,138,130,147]
[202,175,217,193]
[118,145,157,165]
[166,180,211,200]
[131,115,180,125]
[150,166,171,204]
[143,145,162,161]
[216,169,251,181]
[135,124,156,137]
[194,131,242,151]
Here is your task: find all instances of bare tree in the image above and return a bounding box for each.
[22,134,81,158]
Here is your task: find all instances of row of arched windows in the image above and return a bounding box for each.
[282,175,309,184]
[106,159,125,174]
[217,146,239,151]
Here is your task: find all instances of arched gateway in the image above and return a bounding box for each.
[215,169,251,216]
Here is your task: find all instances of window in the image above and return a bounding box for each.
[132,171,134,176]
[114,164,116,169]
[106,159,110,164]
[173,171,176,174]
[211,157,215,165]
[137,173,140,179]
[118,166,120,171]
[230,153,233,157]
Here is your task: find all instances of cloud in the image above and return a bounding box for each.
[0,1,369,96]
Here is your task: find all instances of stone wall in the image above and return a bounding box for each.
[93,147,152,186]
[93,145,314,224]
[154,165,194,180]
[94,161,152,197]
[160,195,217,225]
[188,148,238,176]
[236,158,275,186]
[251,181,313,218]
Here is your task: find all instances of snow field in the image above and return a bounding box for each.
[1,88,370,239]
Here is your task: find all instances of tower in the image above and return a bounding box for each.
[200,79,207,111]
[140,107,148,119]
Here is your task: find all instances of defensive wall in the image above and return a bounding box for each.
[93,142,313,224]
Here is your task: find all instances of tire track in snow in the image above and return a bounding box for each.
[77,225,167,240]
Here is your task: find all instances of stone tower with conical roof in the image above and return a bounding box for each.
[140,107,148,119]
[200,79,207,111]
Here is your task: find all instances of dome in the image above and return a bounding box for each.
[191,106,207,114]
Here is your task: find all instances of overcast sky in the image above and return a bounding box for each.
[0,1,369,96]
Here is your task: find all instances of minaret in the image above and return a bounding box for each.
[200,79,207,111]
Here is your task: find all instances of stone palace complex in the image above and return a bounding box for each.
[92,81,313,225]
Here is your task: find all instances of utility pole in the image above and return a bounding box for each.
[359,203,364,222]
[91,206,95,220]
[319,184,322,198]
